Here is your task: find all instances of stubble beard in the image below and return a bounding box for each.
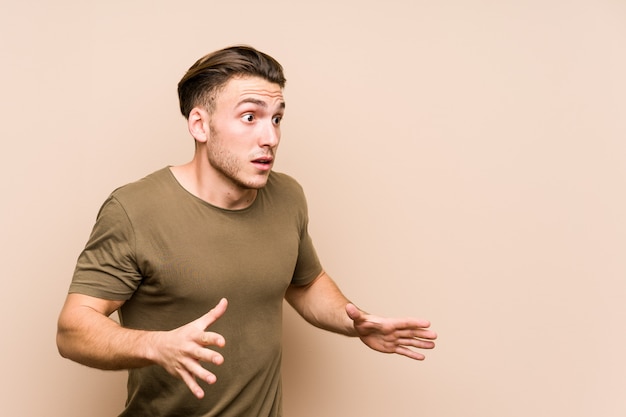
[207,123,269,191]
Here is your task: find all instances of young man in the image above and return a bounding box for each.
[57,45,437,417]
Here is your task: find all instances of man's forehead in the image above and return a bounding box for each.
[225,76,284,103]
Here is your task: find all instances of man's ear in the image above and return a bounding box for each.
[188,107,210,143]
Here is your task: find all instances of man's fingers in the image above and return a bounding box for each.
[178,367,206,399]
[195,298,228,329]
[397,337,436,350]
[393,328,438,341]
[395,346,427,361]
[200,331,226,348]
[387,317,432,330]
[194,342,225,365]
[179,356,221,399]
[206,298,228,321]
[363,318,437,342]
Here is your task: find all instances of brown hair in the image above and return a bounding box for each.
[177,45,286,119]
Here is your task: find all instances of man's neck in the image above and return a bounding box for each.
[169,161,258,210]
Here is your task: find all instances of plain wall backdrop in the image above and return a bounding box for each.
[1,1,625,416]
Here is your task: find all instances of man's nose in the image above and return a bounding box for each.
[260,122,280,147]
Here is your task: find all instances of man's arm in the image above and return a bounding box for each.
[284,271,357,335]
[284,271,437,360]
[56,293,228,399]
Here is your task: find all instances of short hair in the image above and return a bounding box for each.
[177,45,286,119]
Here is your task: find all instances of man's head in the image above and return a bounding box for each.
[178,46,287,200]
[178,45,286,119]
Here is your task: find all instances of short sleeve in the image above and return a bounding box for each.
[69,196,143,300]
[290,222,322,286]
[289,185,323,286]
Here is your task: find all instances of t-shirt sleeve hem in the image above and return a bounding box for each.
[68,283,133,301]
[290,265,323,287]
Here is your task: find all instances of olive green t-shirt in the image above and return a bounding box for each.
[69,167,322,417]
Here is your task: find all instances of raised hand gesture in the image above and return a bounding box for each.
[345,303,437,360]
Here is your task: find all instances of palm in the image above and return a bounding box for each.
[345,303,437,360]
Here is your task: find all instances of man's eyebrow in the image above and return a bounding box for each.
[237,98,286,109]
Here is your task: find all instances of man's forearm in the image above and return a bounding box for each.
[57,303,155,370]
[284,271,359,336]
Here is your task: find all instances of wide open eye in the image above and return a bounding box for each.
[272,115,282,125]
[242,114,255,122]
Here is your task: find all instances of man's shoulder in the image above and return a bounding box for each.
[110,167,173,199]
[104,167,176,215]
[263,171,309,212]
[267,170,304,193]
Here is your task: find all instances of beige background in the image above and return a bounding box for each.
[1,0,625,416]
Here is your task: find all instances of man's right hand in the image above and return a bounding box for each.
[57,295,229,400]
[148,298,228,399]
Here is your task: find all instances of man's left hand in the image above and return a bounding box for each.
[345,303,437,360]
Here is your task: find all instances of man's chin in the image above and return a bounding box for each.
[239,173,270,190]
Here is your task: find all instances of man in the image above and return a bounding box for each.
[57,45,437,416]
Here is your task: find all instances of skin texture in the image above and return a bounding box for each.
[56,75,437,400]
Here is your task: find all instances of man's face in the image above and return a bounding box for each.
[205,76,285,190]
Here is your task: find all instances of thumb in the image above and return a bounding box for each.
[345,303,362,322]
[198,298,228,329]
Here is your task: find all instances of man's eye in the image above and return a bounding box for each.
[272,116,282,125]
[242,114,254,122]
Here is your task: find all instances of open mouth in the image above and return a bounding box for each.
[252,156,273,165]
[252,156,273,170]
